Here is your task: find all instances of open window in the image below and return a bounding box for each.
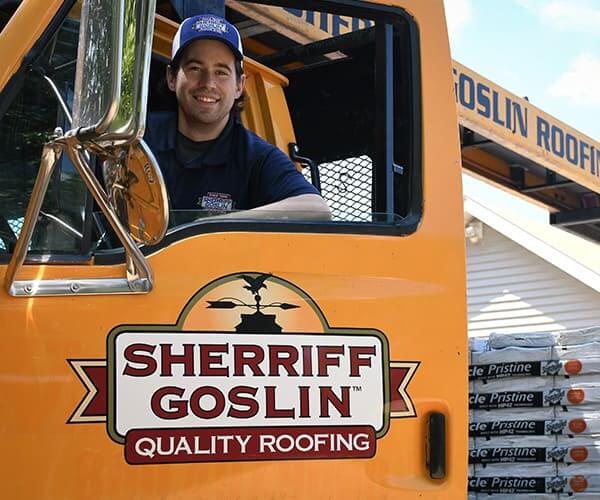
[265,13,418,223]
[148,0,422,234]
[0,0,422,268]
[232,0,422,229]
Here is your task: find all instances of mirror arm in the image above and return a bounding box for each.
[75,126,100,143]
[36,68,102,156]
[63,133,152,288]
[4,142,63,293]
[4,133,154,297]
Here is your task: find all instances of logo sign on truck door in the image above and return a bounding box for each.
[69,273,418,465]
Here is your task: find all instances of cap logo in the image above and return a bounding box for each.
[172,15,243,62]
[192,17,229,35]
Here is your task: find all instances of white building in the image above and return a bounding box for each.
[464,195,600,338]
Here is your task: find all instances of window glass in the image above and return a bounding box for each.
[0,10,88,256]
[0,2,20,34]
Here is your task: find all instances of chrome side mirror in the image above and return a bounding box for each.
[72,0,170,246]
[71,0,169,244]
[5,0,168,297]
[102,141,169,245]
[72,0,156,144]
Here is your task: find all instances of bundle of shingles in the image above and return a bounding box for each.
[468,326,600,499]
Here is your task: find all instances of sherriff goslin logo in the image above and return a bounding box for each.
[68,273,419,465]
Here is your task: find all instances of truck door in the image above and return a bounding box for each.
[0,0,467,498]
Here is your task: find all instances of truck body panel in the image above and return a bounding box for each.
[0,1,468,497]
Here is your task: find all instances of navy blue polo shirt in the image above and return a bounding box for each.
[143,112,318,211]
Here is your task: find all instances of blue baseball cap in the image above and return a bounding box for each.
[171,15,244,63]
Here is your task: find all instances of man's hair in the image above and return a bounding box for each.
[167,51,246,114]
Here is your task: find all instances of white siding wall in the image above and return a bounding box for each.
[467,224,600,337]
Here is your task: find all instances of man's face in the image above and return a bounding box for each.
[167,39,245,138]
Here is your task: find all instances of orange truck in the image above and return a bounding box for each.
[0,0,467,498]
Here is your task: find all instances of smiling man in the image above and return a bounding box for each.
[144,15,330,220]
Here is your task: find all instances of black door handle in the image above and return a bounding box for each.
[427,412,446,479]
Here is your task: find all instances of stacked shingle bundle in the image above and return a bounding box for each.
[468,326,600,499]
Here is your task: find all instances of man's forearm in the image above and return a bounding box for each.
[218,194,332,221]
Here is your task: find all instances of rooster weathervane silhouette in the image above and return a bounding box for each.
[207,273,299,332]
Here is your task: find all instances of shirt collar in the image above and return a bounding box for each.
[155,112,237,168]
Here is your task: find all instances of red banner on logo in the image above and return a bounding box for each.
[68,360,108,423]
[389,363,419,417]
[125,426,376,464]
[69,363,418,422]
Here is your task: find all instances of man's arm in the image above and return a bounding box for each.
[219,194,331,221]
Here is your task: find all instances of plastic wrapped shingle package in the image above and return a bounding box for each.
[487,331,560,349]
[484,327,600,349]
[468,470,600,494]
[469,435,600,464]
[468,328,600,497]
[469,408,600,437]
[470,344,600,380]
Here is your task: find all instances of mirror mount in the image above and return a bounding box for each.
[4,132,155,297]
[4,0,170,297]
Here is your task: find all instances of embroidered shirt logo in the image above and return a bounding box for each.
[200,192,234,211]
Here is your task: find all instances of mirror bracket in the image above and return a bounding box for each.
[4,133,154,297]
[4,0,167,297]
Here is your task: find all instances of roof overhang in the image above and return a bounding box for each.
[454,61,600,243]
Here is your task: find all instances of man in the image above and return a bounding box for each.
[144,14,330,220]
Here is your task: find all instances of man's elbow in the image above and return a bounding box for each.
[315,200,332,221]
[300,194,332,221]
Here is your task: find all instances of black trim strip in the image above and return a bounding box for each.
[92,216,421,265]
[0,253,93,265]
[0,216,421,266]
[406,6,424,230]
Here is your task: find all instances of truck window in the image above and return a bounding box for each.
[278,20,415,222]
[145,1,421,234]
[0,1,421,261]
[0,8,90,258]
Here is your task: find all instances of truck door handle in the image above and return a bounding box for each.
[426,412,446,479]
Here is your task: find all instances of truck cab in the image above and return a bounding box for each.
[0,1,467,497]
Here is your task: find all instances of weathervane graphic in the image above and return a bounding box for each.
[207,273,300,332]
